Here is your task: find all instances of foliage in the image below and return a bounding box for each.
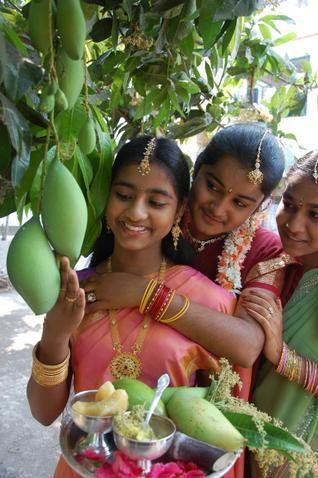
[0,0,317,256]
[207,358,318,476]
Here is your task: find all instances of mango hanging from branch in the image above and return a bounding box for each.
[78,117,96,154]
[57,0,86,60]
[6,216,60,315]
[28,0,52,55]
[57,49,84,110]
[41,159,88,266]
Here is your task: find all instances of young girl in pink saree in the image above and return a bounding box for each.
[27,136,236,478]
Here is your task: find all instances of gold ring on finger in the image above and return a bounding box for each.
[65,295,77,303]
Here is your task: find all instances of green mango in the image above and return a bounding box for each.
[39,93,55,113]
[78,118,96,154]
[6,216,60,315]
[167,394,245,452]
[160,386,208,404]
[57,49,84,110]
[48,79,59,95]
[41,159,88,265]
[113,378,166,416]
[57,0,86,60]
[55,88,69,111]
[28,0,51,54]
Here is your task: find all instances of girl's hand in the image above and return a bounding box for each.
[81,272,147,313]
[43,257,85,342]
[239,289,283,366]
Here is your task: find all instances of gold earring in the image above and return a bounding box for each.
[171,217,182,250]
[105,217,111,233]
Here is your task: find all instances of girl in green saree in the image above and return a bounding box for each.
[241,151,318,476]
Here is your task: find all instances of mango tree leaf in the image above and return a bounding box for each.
[221,19,237,56]
[0,123,12,176]
[214,0,264,21]
[261,14,295,25]
[152,97,170,128]
[15,145,45,212]
[29,146,56,215]
[90,18,113,42]
[0,92,31,188]
[179,31,194,57]
[223,412,305,454]
[169,112,212,139]
[89,128,112,218]
[0,189,15,218]
[1,20,28,55]
[199,0,223,51]
[0,32,43,102]
[74,146,94,209]
[82,204,102,257]
[273,32,297,47]
[168,0,196,43]
[152,0,185,15]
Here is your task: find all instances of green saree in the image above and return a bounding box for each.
[252,268,318,475]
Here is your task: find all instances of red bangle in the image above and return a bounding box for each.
[148,285,171,319]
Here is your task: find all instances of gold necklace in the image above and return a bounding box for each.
[184,224,226,252]
[107,257,166,380]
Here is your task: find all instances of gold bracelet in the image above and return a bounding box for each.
[159,295,190,324]
[139,280,157,314]
[31,342,70,388]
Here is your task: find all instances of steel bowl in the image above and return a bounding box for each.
[112,412,176,462]
[69,389,113,435]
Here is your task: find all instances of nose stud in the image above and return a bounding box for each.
[228,188,233,193]
[285,223,289,229]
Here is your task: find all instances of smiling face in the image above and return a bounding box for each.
[189,156,265,240]
[106,163,179,254]
[276,176,318,268]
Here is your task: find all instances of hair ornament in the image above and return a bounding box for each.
[248,129,269,185]
[313,158,318,184]
[137,137,156,175]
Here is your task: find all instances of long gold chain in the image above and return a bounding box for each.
[107,257,166,379]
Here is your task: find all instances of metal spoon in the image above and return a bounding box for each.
[144,373,170,426]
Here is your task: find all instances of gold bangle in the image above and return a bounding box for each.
[159,295,190,324]
[155,289,176,322]
[31,342,70,388]
[139,280,157,314]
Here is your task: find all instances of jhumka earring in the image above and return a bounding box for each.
[137,137,156,175]
[313,158,318,184]
[248,130,269,185]
[105,217,111,233]
[171,217,182,250]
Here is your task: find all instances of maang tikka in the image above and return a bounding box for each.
[248,129,269,185]
[137,137,156,175]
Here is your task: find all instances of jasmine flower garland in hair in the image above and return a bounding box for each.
[216,212,266,294]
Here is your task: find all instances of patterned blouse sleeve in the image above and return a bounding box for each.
[243,253,296,296]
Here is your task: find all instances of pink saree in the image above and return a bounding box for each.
[54,265,240,478]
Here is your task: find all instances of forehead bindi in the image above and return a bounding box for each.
[286,178,318,207]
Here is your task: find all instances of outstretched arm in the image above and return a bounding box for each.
[82,271,265,367]
[27,258,86,425]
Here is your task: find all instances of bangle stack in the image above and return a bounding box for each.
[139,280,189,324]
[276,342,318,397]
[32,342,70,388]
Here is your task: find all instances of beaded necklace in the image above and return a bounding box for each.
[107,257,166,380]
